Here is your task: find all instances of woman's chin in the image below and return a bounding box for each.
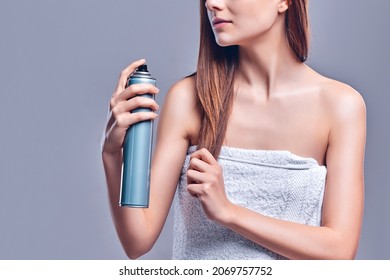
[215,38,235,47]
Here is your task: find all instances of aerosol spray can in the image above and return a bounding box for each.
[120,64,156,207]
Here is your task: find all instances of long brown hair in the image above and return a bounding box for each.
[195,0,309,157]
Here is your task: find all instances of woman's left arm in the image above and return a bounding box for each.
[187,87,366,260]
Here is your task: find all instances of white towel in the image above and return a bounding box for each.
[172,146,327,260]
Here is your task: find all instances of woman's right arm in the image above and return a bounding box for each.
[102,60,198,259]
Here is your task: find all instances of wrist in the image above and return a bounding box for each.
[217,201,239,227]
[102,144,122,160]
[101,136,122,155]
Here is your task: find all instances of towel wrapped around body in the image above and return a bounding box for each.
[172,145,327,260]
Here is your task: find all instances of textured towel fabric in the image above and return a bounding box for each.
[172,146,327,260]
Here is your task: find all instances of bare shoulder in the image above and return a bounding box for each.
[158,75,200,144]
[165,75,197,107]
[309,70,366,124]
[163,75,199,120]
[308,73,367,156]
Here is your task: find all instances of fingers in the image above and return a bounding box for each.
[188,157,209,172]
[115,58,146,94]
[122,83,159,101]
[186,170,206,198]
[190,148,219,165]
[186,148,223,196]
[112,99,158,128]
[103,109,157,153]
[187,148,221,180]
[186,148,231,222]
[187,169,208,185]
[104,59,159,153]
[115,111,158,130]
[112,96,159,115]
[187,183,202,198]
[110,84,159,110]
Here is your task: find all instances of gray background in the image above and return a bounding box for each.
[0,0,388,259]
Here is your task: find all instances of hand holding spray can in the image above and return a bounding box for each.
[120,64,156,207]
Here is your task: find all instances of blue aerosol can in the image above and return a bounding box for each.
[120,64,156,207]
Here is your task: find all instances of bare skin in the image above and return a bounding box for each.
[102,0,366,259]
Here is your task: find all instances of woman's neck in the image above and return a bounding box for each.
[236,18,305,98]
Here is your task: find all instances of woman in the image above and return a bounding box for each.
[102,0,366,259]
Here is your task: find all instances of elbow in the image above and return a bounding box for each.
[327,248,357,260]
[116,226,157,259]
[323,248,356,260]
[126,252,143,260]
[126,250,143,260]
[334,237,359,260]
[124,243,154,260]
[321,235,358,260]
[334,245,358,260]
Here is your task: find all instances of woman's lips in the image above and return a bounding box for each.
[212,17,232,29]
